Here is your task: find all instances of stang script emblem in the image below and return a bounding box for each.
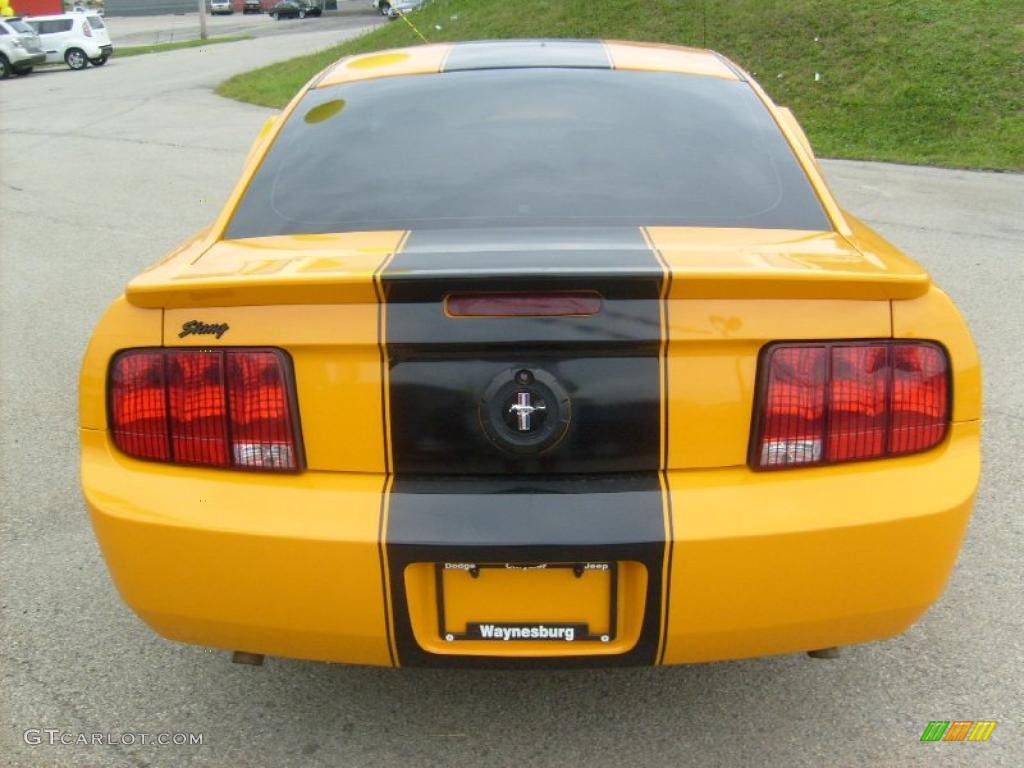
[178,320,230,340]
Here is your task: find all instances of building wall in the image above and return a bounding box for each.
[10,0,63,16]
[104,0,197,16]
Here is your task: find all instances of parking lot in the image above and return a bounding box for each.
[1,21,1022,768]
[107,2,380,46]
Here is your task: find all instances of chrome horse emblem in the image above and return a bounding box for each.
[508,391,546,432]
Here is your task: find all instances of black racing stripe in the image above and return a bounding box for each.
[386,473,664,668]
[379,227,670,667]
[443,40,611,72]
[383,228,663,475]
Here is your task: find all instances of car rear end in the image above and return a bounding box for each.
[0,18,46,73]
[80,41,980,667]
[83,13,112,62]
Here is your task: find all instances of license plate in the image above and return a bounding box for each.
[436,562,617,643]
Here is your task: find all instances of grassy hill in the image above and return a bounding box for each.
[218,0,1024,170]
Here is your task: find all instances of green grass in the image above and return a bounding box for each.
[117,35,254,58]
[216,0,1024,170]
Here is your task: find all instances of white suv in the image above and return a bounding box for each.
[0,17,46,78]
[25,13,113,70]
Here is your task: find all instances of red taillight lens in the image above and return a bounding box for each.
[757,345,827,466]
[752,341,950,469]
[168,351,230,467]
[889,343,949,455]
[110,350,170,461]
[109,348,301,471]
[226,351,297,469]
[828,344,890,462]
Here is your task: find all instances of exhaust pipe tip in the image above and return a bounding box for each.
[231,651,265,666]
[807,646,841,660]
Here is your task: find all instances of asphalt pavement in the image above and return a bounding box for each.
[109,4,380,47]
[1,25,1022,768]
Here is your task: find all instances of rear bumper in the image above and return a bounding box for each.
[72,42,106,59]
[81,421,979,667]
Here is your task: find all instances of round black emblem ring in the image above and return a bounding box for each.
[479,367,571,455]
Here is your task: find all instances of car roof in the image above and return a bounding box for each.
[23,14,85,21]
[316,40,743,89]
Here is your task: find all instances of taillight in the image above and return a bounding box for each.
[751,341,950,469]
[109,348,301,471]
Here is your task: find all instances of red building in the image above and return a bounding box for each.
[10,0,63,16]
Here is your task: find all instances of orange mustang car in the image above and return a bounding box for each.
[80,40,980,668]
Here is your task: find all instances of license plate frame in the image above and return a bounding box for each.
[435,561,618,643]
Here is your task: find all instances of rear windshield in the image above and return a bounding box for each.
[227,69,830,238]
[87,15,105,29]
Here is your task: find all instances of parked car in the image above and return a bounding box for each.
[386,0,425,19]
[243,0,264,13]
[0,16,46,78]
[81,40,980,670]
[25,12,112,70]
[295,0,322,16]
[210,0,234,15]
[269,0,320,19]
